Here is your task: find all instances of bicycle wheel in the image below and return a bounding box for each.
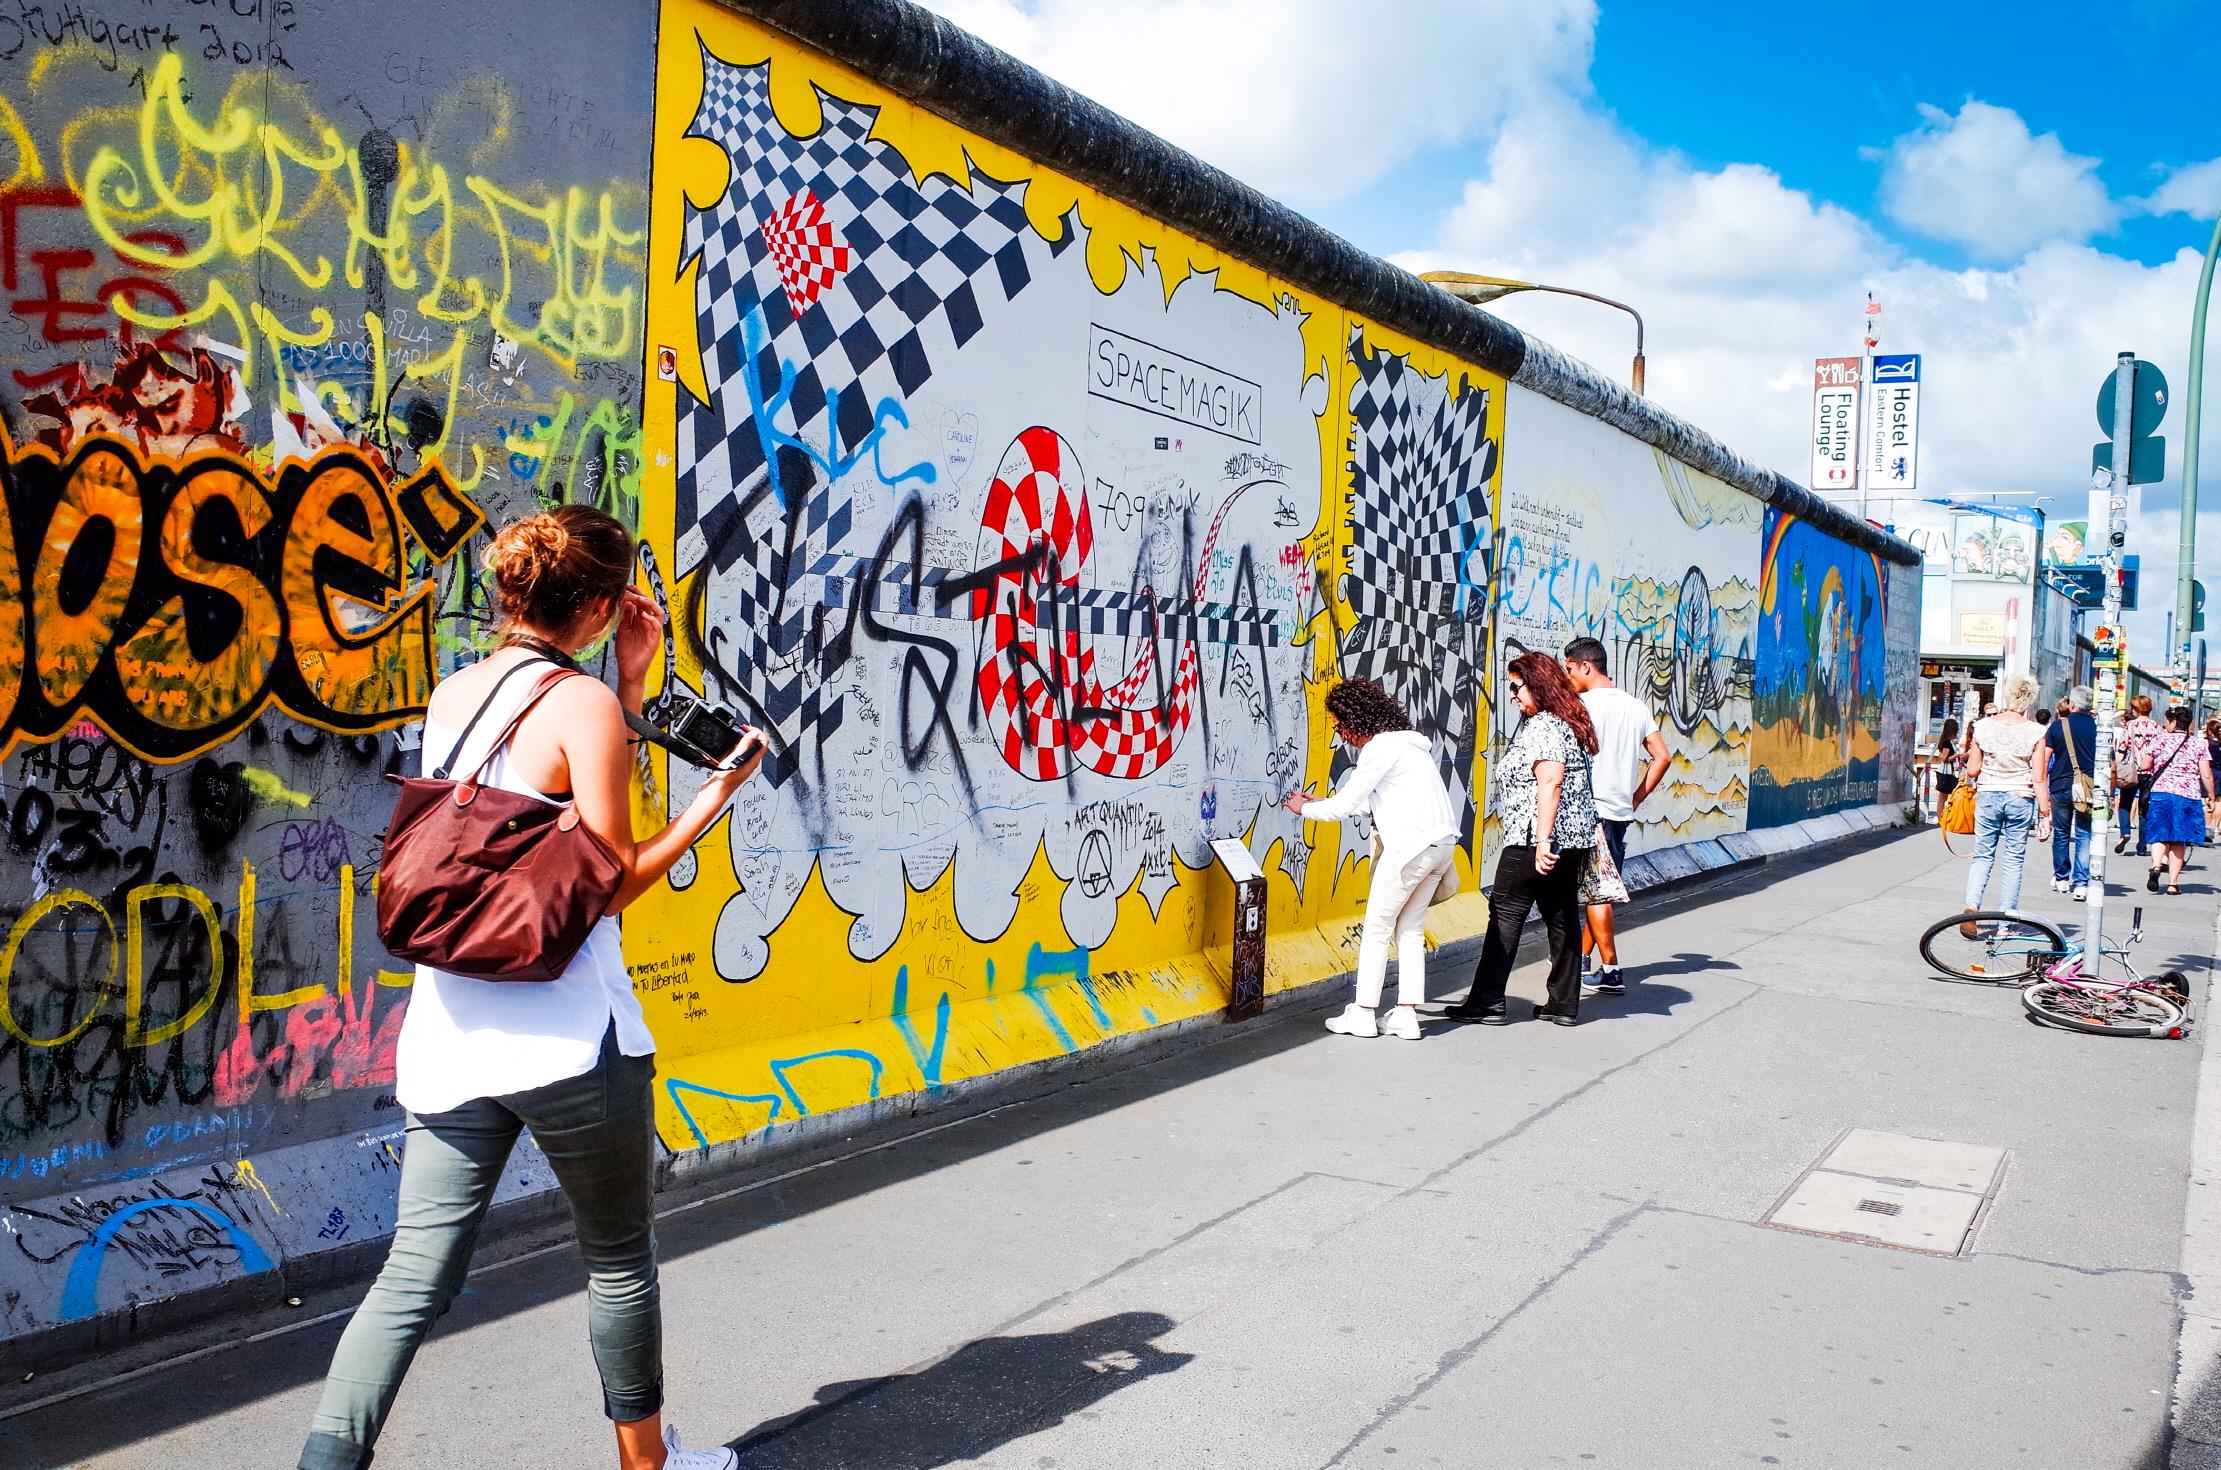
[1918,911,2068,983]
[2023,982,2187,1038]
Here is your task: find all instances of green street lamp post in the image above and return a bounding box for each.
[2179,213,2221,683]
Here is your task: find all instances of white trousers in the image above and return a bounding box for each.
[1355,838,1457,1009]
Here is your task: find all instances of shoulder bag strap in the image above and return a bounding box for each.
[2061,719,2083,777]
[2153,734,2191,782]
[431,659,553,780]
[451,667,584,790]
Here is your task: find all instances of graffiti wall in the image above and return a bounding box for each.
[1750,509,1888,826]
[631,4,1506,1152]
[1492,388,1757,860]
[1880,559,1922,805]
[0,0,1917,1354]
[0,3,651,1338]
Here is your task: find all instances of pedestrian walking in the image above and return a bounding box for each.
[2206,717,2221,839]
[300,507,760,1470]
[1561,637,1668,995]
[1444,652,1599,1027]
[1932,716,1963,811]
[1285,678,1459,1040]
[2042,688,2098,898]
[2114,695,2162,855]
[1959,674,2051,929]
[2141,707,2214,895]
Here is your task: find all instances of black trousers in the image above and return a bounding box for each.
[1468,843,1591,1017]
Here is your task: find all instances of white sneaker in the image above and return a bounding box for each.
[1380,1007,1422,1040]
[2071,886,2088,901]
[2051,877,2071,893]
[1325,1004,1379,1037]
[663,1426,738,1469]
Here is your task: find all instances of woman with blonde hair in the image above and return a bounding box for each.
[1960,673,2051,924]
[301,505,758,1470]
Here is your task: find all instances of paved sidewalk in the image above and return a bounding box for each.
[5,830,2214,1470]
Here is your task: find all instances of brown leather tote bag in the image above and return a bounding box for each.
[376,661,625,982]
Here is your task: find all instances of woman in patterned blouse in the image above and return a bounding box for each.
[1444,652,1600,1027]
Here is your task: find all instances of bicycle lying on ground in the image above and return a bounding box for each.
[1916,907,2191,1038]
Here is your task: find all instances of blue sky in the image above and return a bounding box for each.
[1319,0,2219,271]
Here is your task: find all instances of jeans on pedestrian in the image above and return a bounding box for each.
[1467,843,1590,1017]
[2049,793,2091,887]
[1963,789,2038,912]
[1355,838,1457,1009]
[300,1030,660,1470]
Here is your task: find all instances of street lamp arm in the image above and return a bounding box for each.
[1420,271,1647,394]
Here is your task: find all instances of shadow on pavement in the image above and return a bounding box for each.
[730,1312,1188,1468]
[1628,951,1743,980]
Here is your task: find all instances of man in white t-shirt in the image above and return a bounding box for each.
[1563,638,1670,993]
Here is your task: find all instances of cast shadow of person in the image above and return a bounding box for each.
[730,1311,1190,1469]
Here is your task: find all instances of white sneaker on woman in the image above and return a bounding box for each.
[1380,1007,1422,1040]
[1325,1004,1379,1037]
[664,1425,739,1469]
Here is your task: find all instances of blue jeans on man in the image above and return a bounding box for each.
[2050,784,2091,888]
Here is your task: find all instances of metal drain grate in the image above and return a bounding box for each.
[1856,1199,1903,1217]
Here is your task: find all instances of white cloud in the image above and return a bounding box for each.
[1875,101,2119,261]
[2140,156,2221,219]
[915,0,1595,208]
[1401,100,2218,662]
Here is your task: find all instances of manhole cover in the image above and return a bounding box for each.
[1763,1129,2007,1257]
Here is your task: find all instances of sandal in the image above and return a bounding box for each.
[2168,884,2182,895]
[2147,868,2163,893]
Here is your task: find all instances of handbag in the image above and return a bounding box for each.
[1940,781,1977,836]
[1578,824,1630,905]
[376,661,625,982]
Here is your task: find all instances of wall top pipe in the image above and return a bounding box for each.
[727,0,1921,568]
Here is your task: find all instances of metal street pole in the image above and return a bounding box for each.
[2085,351,2140,963]
[1421,272,1647,395]
[1856,295,1878,524]
[2179,214,2221,682]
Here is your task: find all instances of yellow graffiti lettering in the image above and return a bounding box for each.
[236,861,325,1019]
[0,892,113,1048]
[125,883,222,1048]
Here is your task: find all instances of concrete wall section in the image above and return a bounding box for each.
[1494,387,1758,862]
[629,7,1505,1152]
[0,1,652,1342]
[1750,509,1889,826]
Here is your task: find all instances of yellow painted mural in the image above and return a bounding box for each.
[632,2,1503,1152]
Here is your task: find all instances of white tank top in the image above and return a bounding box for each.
[393,658,652,1116]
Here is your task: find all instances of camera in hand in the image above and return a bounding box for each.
[627,695,752,769]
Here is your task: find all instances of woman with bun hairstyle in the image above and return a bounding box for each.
[300,506,758,1470]
[1444,651,1599,1026]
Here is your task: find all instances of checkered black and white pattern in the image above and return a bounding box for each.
[1339,334,1496,830]
[676,55,1069,567]
[673,53,1072,767]
[759,188,854,316]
